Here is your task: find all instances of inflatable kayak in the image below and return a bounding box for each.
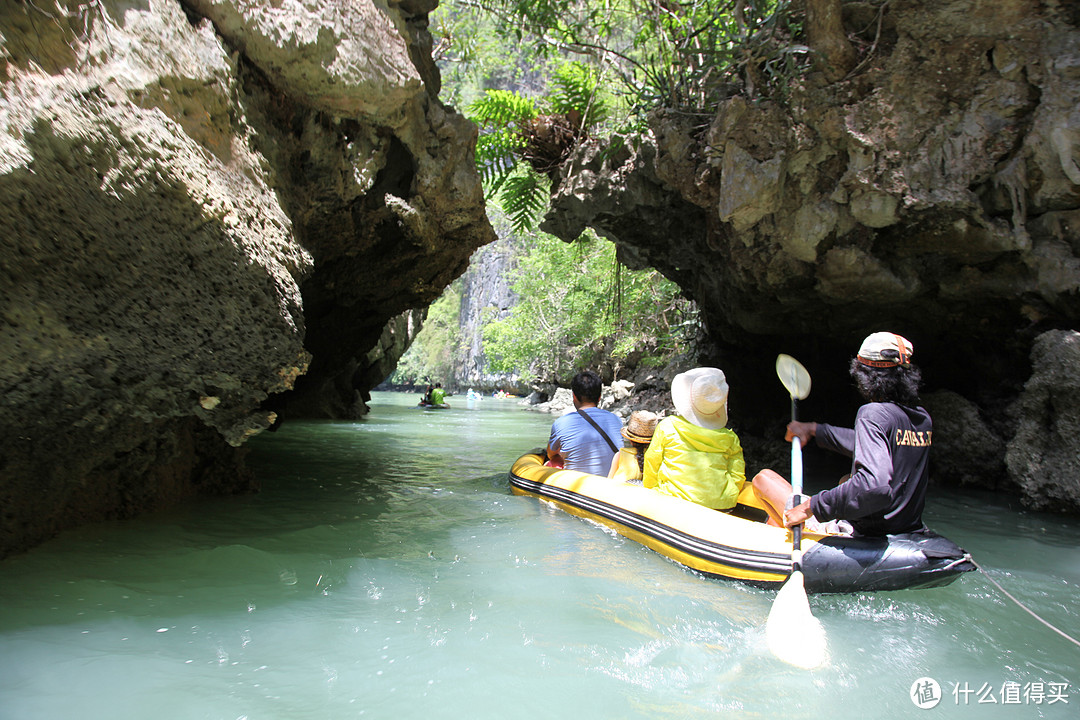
[509,452,975,593]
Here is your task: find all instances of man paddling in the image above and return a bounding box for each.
[430,382,448,406]
[752,332,932,536]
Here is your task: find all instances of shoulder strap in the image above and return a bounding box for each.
[578,408,619,453]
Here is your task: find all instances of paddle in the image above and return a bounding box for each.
[766,354,827,669]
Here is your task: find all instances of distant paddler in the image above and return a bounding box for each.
[430,382,449,407]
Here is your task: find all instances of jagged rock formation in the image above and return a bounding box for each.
[541,0,1080,510]
[454,231,532,394]
[0,0,494,556]
[1006,329,1080,511]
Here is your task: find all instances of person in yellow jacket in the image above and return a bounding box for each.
[643,367,745,510]
[607,410,659,484]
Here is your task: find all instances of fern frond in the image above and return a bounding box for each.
[475,130,524,188]
[467,89,539,129]
[549,62,608,128]
[499,170,548,236]
[467,90,543,194]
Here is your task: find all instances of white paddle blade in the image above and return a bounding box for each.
[766,571,827,669]
[776,354,811,401]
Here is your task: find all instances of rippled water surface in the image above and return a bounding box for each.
[1,391,1077,719]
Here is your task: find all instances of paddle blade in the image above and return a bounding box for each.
[776,354,811,401]
[766,571,827,669]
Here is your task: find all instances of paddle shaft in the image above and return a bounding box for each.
[777,354,811,566]
[791,437,803,555]
[790,395,803,557]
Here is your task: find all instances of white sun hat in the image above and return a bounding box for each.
[671,367,729,430]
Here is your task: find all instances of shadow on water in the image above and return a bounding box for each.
[0,393,548,633]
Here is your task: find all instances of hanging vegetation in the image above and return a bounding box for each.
[482,230,698,384]
[467,61,609,234]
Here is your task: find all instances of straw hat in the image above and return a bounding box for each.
[671,367,729,430]
[857,332,913,368]
[622,410,659,443]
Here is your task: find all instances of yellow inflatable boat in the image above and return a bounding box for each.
[509,452,975,593]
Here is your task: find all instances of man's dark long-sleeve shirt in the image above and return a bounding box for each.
[810,402,932,536]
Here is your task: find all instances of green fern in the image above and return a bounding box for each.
[465,70,610,236]
[549,62,608,127]
[468,89,538,128]
[499,170,548,237]
[468,89,540,194]
[474,130,523,191]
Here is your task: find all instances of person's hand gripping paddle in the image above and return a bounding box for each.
[766,354,827,669]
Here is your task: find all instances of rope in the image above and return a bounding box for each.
[968,555,1080,650]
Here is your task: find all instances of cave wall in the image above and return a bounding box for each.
[0,0,495,556]
[541,0,1080,510]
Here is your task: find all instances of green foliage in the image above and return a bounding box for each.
[548,61,609,126]
[464,61,608,234]
[446,0,807,118]
[431,1,551,108]
[482,229,698,383]
[498,168,549,236]
[468,90,538,191]
[468,88,540,127]
[390,222,699,389]
[389,281,463,387]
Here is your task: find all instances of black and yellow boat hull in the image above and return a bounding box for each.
[509,452,974,593]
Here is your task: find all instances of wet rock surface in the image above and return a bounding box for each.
[0,0,493,555]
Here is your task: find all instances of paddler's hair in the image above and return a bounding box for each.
[849,359,922,407]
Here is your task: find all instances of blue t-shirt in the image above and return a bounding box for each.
[548,407,623,476]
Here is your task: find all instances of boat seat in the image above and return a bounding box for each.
[731,481,770,523]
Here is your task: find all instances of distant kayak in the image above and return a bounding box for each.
[509,451,975,593]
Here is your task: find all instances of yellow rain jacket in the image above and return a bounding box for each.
[610,447,644,483]
[642,416,745,510]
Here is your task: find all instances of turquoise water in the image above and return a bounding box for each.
[0,390,1077,718]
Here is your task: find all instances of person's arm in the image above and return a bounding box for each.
[642,430,663,489]
[814,423,856,457]
[606,450,620,479]
[810,411,893,521]
[546,422,565,465]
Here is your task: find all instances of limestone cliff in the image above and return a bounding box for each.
[454,232,532,394]
[542,0,1080,510]
[0,0,494,556]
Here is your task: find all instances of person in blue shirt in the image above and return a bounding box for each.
[546,370,624,476]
